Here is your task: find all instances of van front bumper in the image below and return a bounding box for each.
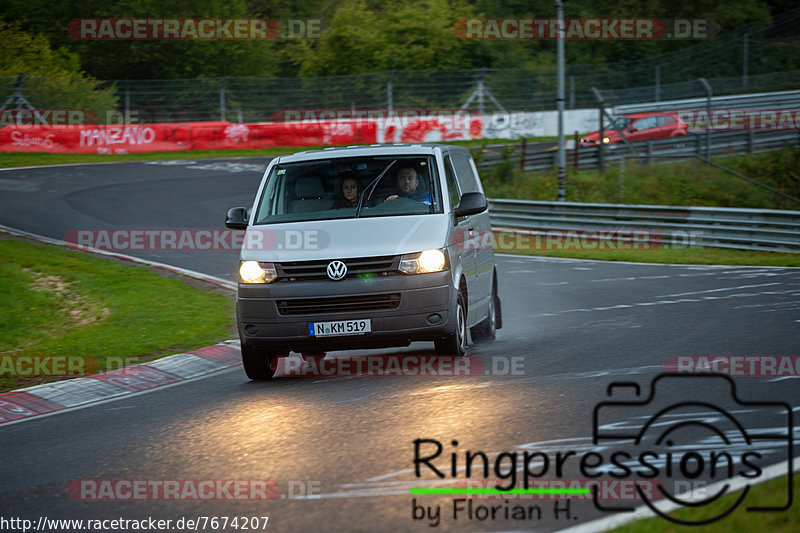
[236,271,456,352]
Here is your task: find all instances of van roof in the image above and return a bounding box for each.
[277,143,469,163]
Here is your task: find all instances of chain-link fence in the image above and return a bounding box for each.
[2,8,799,124]
[3,67,797,125]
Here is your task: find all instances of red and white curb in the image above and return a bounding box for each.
[0,342,242,425]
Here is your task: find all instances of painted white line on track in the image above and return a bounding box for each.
[495,253,800,269]
[0,161,131,172]
[533,288,799,317]
[0,156,272,173]
[657,282,780,298]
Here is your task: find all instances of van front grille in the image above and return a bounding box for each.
[275,255,398,281]
[276,293,401,315]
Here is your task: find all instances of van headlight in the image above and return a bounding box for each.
[239,261,277,283]
[399,249,447,274]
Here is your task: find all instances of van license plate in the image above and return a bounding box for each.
[308,319,372,337]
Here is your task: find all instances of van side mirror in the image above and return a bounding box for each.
[225,207,249,229]
[454,192,487,217]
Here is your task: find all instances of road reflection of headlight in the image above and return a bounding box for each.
[239,261,277,283]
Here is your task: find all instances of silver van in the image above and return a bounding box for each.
[225,144,501,380]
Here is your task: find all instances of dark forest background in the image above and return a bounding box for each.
[1,0,798,81]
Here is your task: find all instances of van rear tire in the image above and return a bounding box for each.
[471,295,496,342]
[471,277,499,342]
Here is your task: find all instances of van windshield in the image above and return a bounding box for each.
[253,155,442,224]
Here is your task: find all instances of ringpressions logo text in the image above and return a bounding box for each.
[411,374,794,526]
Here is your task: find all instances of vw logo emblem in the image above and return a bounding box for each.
[326,260,347,281]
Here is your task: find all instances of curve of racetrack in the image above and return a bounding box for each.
[0,158,798,532]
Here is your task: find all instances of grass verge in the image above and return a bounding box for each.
[478,145,800,210]
[0,236,235,392]
[612,471,798,532]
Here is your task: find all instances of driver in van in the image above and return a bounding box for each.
[383,166,432,205]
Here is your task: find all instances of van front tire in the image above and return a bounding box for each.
[241,344,278,381]
[435,292,467,356]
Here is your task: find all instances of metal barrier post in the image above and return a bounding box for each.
[387,70,395,113]
[699,78,712,160]
[219,77,227,122]
[573,131,579,168]
[555,0,566,201]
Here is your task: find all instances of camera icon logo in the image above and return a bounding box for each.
[592,373,794,526]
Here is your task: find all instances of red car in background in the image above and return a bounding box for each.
[580,112,688,146]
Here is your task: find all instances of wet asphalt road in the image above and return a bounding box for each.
[0,159,798,532]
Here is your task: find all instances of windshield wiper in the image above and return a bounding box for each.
[355,159,397,218]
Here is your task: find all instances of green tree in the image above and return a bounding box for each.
[0,22,117,119]
[294,0,482,75]
[2,0,279,79]
[1,0,797,81]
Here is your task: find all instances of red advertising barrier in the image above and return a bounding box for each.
[0,120,379,154]
[247,120,377,148]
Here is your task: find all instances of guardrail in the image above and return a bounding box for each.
[487,199,800,253]
[612,90,800,114]
[477,129,800,172]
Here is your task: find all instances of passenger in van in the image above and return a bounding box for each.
[383,166,432,205]
[334,173,361,208]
